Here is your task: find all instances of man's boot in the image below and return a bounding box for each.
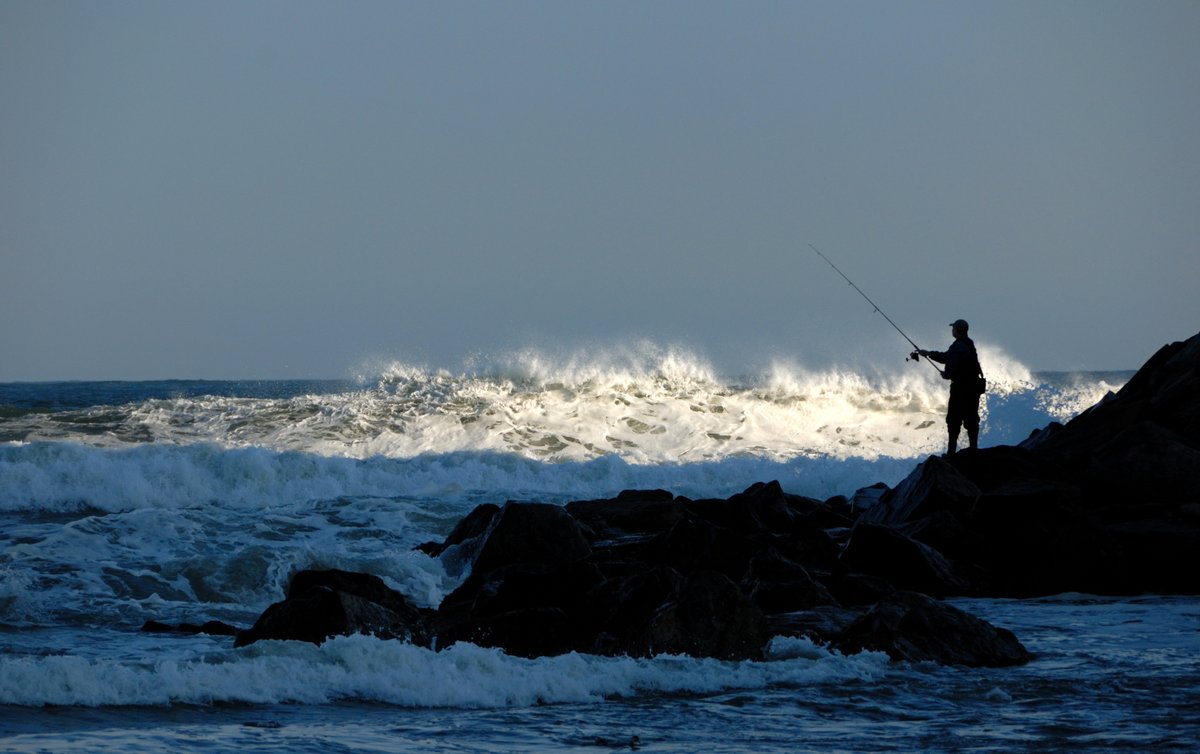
[967,425,979,451]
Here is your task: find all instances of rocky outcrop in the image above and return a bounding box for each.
[861,330,1200,597]
[221,331,1200,667]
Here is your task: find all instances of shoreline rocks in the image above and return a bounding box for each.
[165,330,1200,668]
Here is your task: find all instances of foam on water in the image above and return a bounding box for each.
[0,347,1127,517]
[0,631,889,708]
[1,346,1122,465]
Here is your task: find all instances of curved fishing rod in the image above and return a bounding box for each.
[807,243,942,374]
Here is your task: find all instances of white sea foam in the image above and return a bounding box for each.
[3,346,1080,463]
[0,349,1127,515]
[0,441,918,514]
[0,633,890,708]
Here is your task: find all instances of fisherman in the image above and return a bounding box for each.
[916,319,985,456]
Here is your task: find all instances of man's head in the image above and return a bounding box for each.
[950,319,969,338]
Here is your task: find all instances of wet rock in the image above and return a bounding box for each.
[646,515,758,581]
[833,591,1030,667]
[584,565,684,654]
[840,523,972,597]
[141,619,241,637]
[234,569,432,648]
[565,488,682,541]
[470,501,592,574]
[415,502,500,557]
[765,606,866,646]
[434,561,605,655]
[641,570,769,661]
[740,550,838,613]
[823,572,897,608]
[859,456,980,526]
[235,586,428,648]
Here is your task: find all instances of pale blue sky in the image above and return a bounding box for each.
[3,0,1197,379]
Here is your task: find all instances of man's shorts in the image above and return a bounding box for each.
[947,382,981,430]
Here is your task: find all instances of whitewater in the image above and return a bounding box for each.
[3,347,1197,752]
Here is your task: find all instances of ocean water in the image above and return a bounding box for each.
[3,348,1196,752]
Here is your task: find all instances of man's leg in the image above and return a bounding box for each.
[965,395,981,450]
[947,421,960,457]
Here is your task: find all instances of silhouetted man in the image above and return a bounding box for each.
[917,319,985,456]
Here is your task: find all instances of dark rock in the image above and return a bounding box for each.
[439,607,581,658]
[647,515,758,581]
[840,523,972,597]
[565,489,682,541]
[1084,421,1200,503]
[765,606,867,646]
[642,570,768,660]
[674,481,798,535]
[740,550,838,613]
[834,591,1030,667]
[729,481,801,532]
[141,619,241,636]
[235,584,430,648]
[416,502,500,557]
[946,445,1062,492]
[850,482,890,514]
[1029,334,1200,471]
[470,501,592,574]
[1101,514,1200,593]
[288,569,422,620]
[777,523,842,570]
[441,561,606,617]
[585,566,684,655]
[859,457,980,526]
[234,569,433,648]
[898,509,977,562]
[822,571,897,608]
[434,561,609,656]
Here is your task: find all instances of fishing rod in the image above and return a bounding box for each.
[807,243,941,373]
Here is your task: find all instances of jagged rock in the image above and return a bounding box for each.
[840,523,972,597]
[565,489,682,541]
[740,549,838,613]
[434,561,605,655]
[415,502,500,557]
[141,619,241,637]
[897,510,976,561]
[1028,333,1200,468]
[859,456,981,526]
[646,515,759,580]
[766,606,866,646]
[1101,514,1200,593]
[469,501,592,574]
[585,566,685,656]
[641,570,768,660]
[235,584,431,648]
[288,569,424,623]
[822,571,897,608]
[946,445,1063,493]
[833,591,1030,667]
[850,482,890,512]
[1085,421,1200,503]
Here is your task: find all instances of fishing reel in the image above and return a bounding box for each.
[908,350,921,363]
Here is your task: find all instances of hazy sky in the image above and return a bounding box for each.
[3,1,1197,380]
